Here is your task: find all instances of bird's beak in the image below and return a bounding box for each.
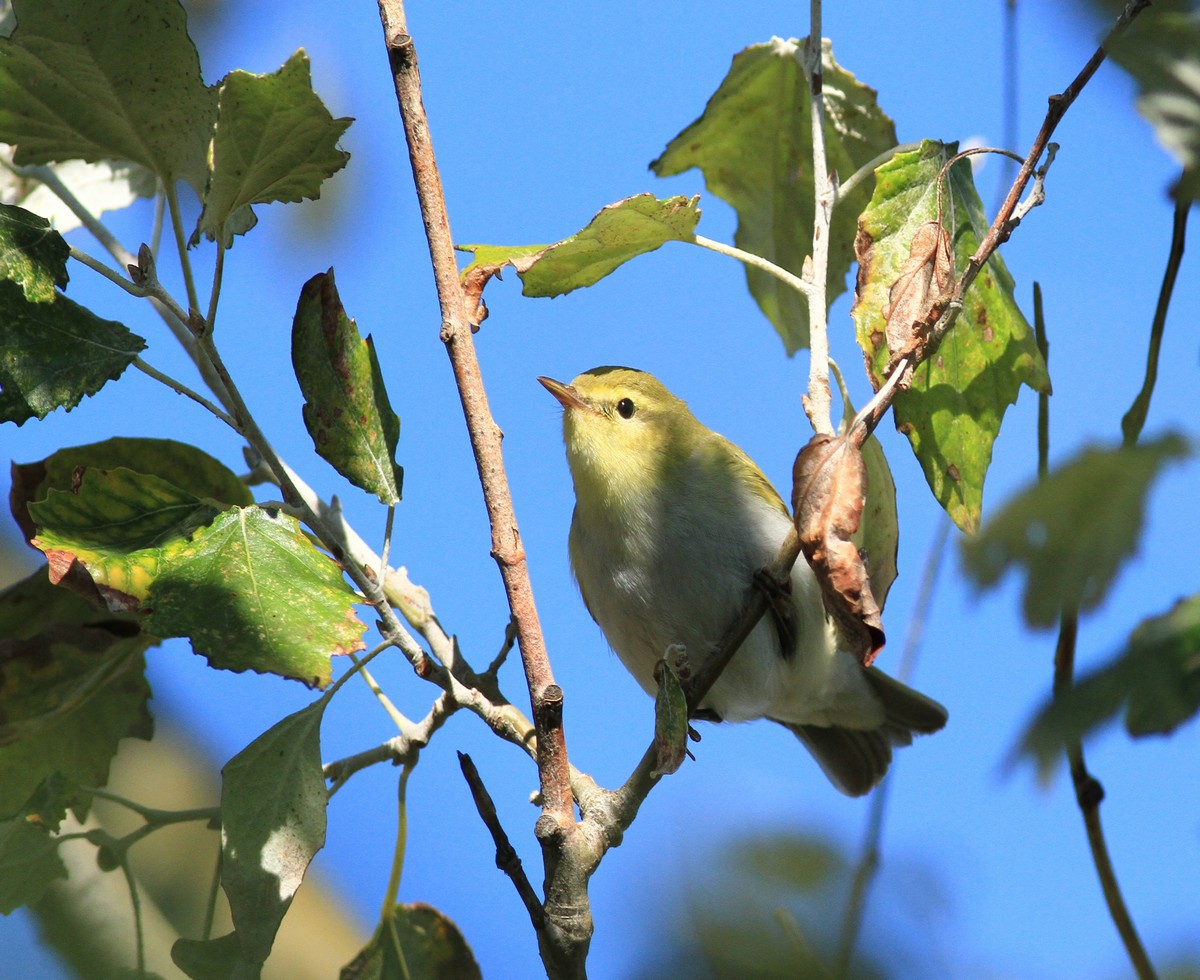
[537,376,590,412]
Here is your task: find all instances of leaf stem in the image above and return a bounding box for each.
[804,0,834,437]
[691,235,813,297]
[163,180,200,314]
[131,357,238,428]
[81,786,219,827]
[834,142,922,205]
[1121,193,1188,447]
[68,245,147,297]
[206,241,226,335]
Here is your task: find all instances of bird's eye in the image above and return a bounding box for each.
[616,397,635,419]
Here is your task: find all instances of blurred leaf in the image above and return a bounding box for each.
[0,816,66,913]
[1021,593,1200,776]
[0,280,146,425]
[961,434,1190,627]
[0,0,216,192]
[220,700,327,970]
[831,360,898,609]
[731,834,842,892]
[341,903,482,980]
[0,147,156,233]
[0,569,154,823]
[1108,10,1200,203]
[457,193,699,297]
[144,506,366,686]
[0,203,68,301]
[292,270,402,505]
[651,657,689,778]
[172,931,242,980]
[652,37,897,353]
[29,468,225,607]
[852,140,1050,533]
[194,50,352,247]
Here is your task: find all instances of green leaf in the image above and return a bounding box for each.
[0,569,154,823]
[852,140,1051,533]
[144,506,366,686]
[0,280,146,425]
[194,50,352,248]
[0,0,216,192]
[221,700,327,970]
[651,38,897,353]
[457,193,700,297]
[831,359,898,609]
[651,657,690,778]
[961,434,1190,627]
[1108,10,1200,203]
[0,817,67,913]
[1020,593,1200,777]
[28,467,226,606]
[172,932,243,980]
[291,270,403,505]
[0,149,157,233]
[0,203,69,301]
[341,903,482,980]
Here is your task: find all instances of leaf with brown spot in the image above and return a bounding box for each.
[791,433,884,665]
[881,219,952,361]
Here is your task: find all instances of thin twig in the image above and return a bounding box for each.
[131,358,239,429]
[1034,283,1049,480]
[458,752,546,933]
[803,0,834,436]
[1121,193,1188,447]
[376,0,574,835]
[692,235,814,297]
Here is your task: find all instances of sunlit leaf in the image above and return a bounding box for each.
[144,506,366,686]
[852,140,1050,533]
[341,903,482,980]
[961,434,1189,626]
[1020,593,1200,778]
[292,270,402,505]
[0,281,146,425]
[457,193,700,298]
[0,569,154,823]
[194,50,352,247]
[0,203,68,301]
[0,0,216,192]
[221,700,327,969]
[652,37,897,353]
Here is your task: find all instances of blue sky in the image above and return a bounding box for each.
[4,1,1199,977]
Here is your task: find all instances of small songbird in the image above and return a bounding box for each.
[539,366,947,796]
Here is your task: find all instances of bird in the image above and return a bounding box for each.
[539,366,947,796]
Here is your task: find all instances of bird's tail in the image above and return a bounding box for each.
[782,668,948,797]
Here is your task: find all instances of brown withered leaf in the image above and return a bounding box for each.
[791,433,885,665]
[880,219,952,361]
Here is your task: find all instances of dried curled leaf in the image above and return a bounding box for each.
[879,219,952,363]
[791,433,884,665]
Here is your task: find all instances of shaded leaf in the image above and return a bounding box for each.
[1021,593,1200,778]
[144,506,366,686]
[457,193,699,300]
[0,569,154,823]
[194,51,352,247]
[0,203,68,301]
[792,433,883,664]
[0,280,146,425]
[172,932,242,980]
[0,816,66,913]
[221,700,327,970]
[1108,10,1200,203]
[0,147,156,233]
[0,0,216,192]
[830,360,898,609]
[292,270,402,505]
[852,140,1050,533]
[652,37,897,353]
[651,655,690,778]
[341,903,482,980]
[961,434,1189,627]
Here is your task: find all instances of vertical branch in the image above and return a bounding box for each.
[803,0,834,436]
[375,0,574,830]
